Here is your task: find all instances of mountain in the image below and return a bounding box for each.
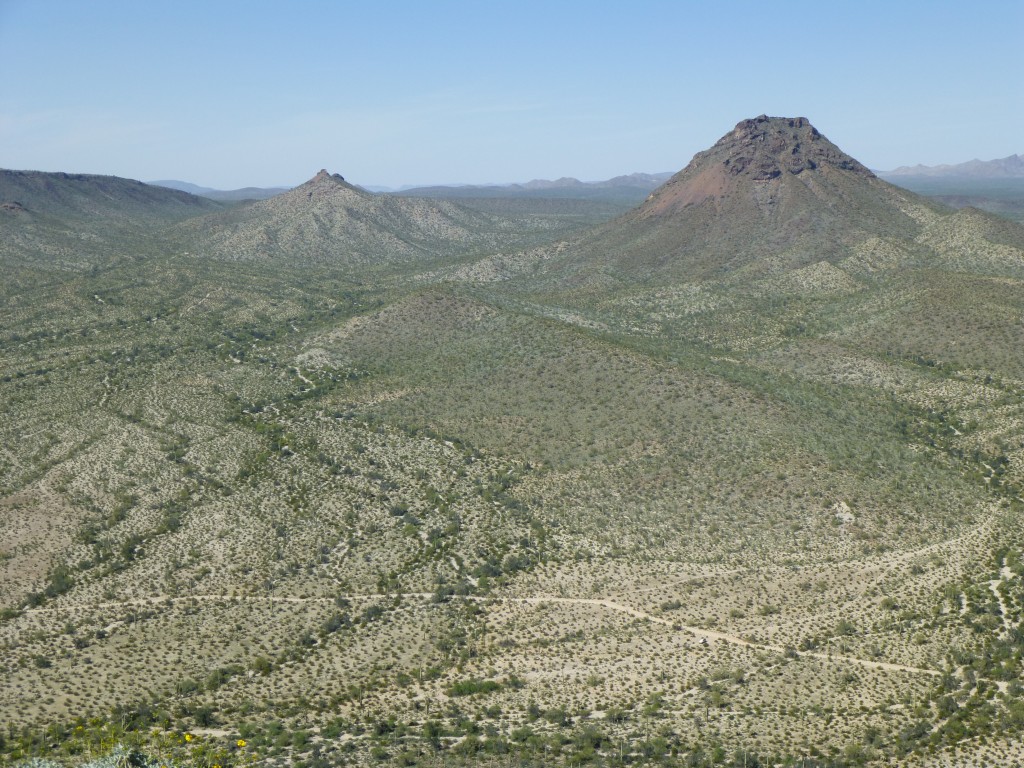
[201,185,291,202]
[0,169,221,223]
[0,169,224,270]
[150,179,292,201]
[173,169,575,267]
[516,172,674,191]
[148,179,217,195]
[882,153,1024,178]
[510,116,1024,380]
[521,115,949,290]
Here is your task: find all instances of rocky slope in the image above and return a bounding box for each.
[175,169,533,267]
[523,115,953,288]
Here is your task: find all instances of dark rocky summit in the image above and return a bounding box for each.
[641,115,876,216]
[713,115,872,179]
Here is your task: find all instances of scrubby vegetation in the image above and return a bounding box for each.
[4,127,1024,767]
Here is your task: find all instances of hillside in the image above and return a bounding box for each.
[880,177,1024,224]
[0,169,223,270]
[3,119,1024,768]
[508,116,954,292]
[0,170,223,222]
[172,170,584,269]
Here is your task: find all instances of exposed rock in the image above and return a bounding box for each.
[716,115,872,179]
[313,168,345,182]
[645,115,874,215]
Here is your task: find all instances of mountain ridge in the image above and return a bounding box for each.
[882,153,1024,179]
[388,172,674,203]
[0,168,222,221]
[149,178,292,201]
[0,168,224,269]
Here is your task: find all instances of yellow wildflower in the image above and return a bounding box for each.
[184,732,193,742]
[237,739,247,747]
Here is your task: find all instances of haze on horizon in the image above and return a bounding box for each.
[0,0,1021,190]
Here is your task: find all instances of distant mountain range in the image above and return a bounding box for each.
[881,153,1024,178]
[149,179,292,201]
[153,155,1024,203]
[396,172,674,202]
[151,173,676,202]
[877,155,1024,223]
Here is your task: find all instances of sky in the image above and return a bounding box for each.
[1,0,1021,190]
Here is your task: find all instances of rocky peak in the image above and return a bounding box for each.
[313,169,346,182]
[705,115,873,180]
[636,115,885,218]
[293,169,363,202]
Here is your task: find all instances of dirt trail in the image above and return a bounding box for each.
[25,590,941,678]
[495,596,940,677]
[181,288,223,315]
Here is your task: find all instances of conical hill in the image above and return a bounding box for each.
[176,169,513,267]
[541,115,950,286]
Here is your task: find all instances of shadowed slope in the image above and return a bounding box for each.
[0,169,224,270]
[0,169,222,223]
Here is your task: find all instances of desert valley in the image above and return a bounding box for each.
[2,116,1024,768]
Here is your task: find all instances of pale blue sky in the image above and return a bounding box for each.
[1,0,1020,189]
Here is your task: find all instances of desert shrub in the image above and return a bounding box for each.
[447,679,502,697]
